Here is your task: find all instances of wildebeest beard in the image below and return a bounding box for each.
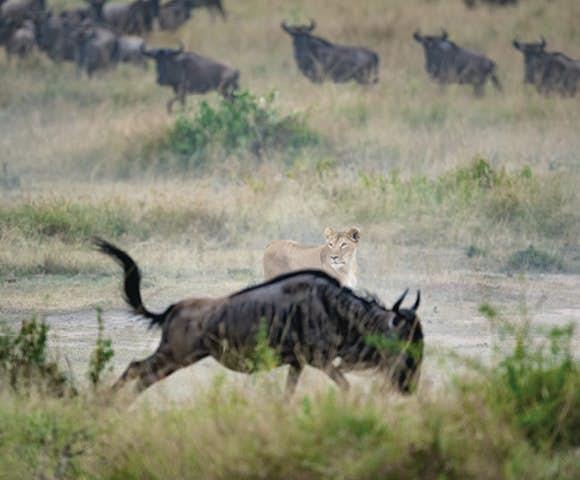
[94,238,424,397]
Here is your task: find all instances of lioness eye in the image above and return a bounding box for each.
[328,242,333,247]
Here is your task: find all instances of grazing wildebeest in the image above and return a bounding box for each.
[0,0,45,23]
[73,21,119,76]
[513,38,580,96]
[188,0,226,20]
[34,11,80,62]
[95,238,424,396]
[117,35,147,68]
[281,20,379,85]
[464,0,517,7]
[142,42,239,112]
[413,30,501,95]
[96,0,158,35]
[157,0,190,31]
[3,18,35,60]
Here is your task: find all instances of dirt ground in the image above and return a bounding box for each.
[21,245,578,406]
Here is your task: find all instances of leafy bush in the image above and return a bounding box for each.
[0,316,72,396]
[166,90,320,169]
[506,245,564,273]
[480,306,579,450]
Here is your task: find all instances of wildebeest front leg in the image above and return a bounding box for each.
[285,362,303,397]
[326,366,350,391]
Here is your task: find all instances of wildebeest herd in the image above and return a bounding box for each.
[1,0,579,112]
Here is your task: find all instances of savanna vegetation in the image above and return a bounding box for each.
[1,0,579,478]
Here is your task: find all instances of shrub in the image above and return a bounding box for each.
[506,245,564,273]
[480,306,579,449]
[88,308,115,390]
[166,90,320,169]
[0,316,72,396]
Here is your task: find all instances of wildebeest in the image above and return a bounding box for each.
[3,18,34,60]
[464,0,517,7]
[513,38,580,96]
[95,238,424,396]
[413,30,501,95]
[73,21,119,76]
[34,11,80,62]
[97,0,158,35]
[142,42,239,112]
[0,0,45,23]
[281,20,379,85]
[157,0,191,30]
[117,35,147,68]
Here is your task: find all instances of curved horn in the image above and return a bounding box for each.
[308,19,316,31]
[281,21,290,32]
[392,288,409,313]
[540,36,546,48]
[441,29,448,40]
[412,291,421,312]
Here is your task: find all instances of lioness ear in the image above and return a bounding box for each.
[324,226,335,240]
[347,227,361,243]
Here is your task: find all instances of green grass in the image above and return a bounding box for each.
[0,313,577,479]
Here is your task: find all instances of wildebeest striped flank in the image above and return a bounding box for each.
[95,238,424,397]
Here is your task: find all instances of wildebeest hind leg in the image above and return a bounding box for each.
[112,350,176,393]
[326,366,349,391]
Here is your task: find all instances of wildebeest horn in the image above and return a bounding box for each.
[308,19,316,31]
[540,36,546,47]
[392,288,409,313]
[441,29,448,40]
[412,291,421,312]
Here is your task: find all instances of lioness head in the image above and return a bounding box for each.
[323,226,360,271]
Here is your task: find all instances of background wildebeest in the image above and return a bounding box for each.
[281,20,379,85]
[0,0,45,24]
[95,0,158,35]
[513,37,580,96]
[464,0,518,8]
[414,30,502,95]
[95,238,424,396]
[142,42,239,112]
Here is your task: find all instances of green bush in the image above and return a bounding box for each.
[0,316,72,396]
[88,308,115,390]
[506,245,564,273]
[166,90,320,169]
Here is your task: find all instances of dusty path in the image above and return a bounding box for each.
[38,268,580,403]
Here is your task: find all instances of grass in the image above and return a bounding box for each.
[0,311,577,479]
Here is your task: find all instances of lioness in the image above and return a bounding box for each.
[263,226,361,289]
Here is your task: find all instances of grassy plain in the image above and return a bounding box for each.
[1,0,580,477]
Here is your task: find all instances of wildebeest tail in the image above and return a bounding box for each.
[490,63,502,92]
[93,237,172,328]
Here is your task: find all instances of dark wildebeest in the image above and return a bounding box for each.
[281,20,379,85]
[34,11,81,63]
[464,0,517,8]
[513,38,580,96]
[95,239,424,396]
[142,42,239,112]
[413,30,501,95]
[0,0,45,23]
[94,0,158,35]
[157,0,191,31]
[188,0,226,20]
[73,21,119,76]
[117,35,148,68]
[2,18,35,60]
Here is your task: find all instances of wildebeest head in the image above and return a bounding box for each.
[142,42,184,85]
[386,288,423,393]
[413,30,453,78]
[513,37,547,84]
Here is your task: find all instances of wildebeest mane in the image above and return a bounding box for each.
[231,269,342,297]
